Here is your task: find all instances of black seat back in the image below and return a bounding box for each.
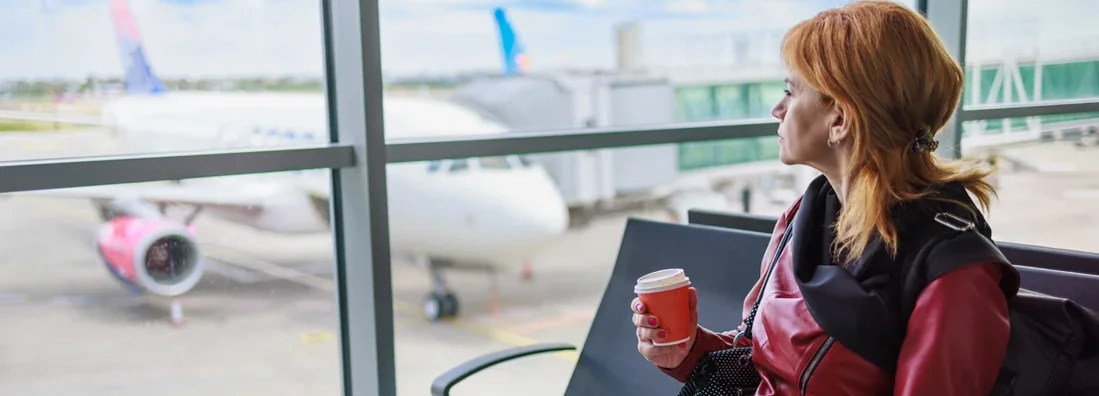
[564,218,773,396]
[1014,266,1099,312]
[1000,244,1099,277]
[687,209,1099,277]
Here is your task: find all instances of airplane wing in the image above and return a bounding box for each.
[8,181,281,210]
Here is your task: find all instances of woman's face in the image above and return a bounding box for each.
[770,71,843,171]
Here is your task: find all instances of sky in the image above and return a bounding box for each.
[0,0,1096,81]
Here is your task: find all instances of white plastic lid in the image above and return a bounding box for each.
[634,268,690,293]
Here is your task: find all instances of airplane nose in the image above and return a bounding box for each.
[515,171,569,238]
[494,168,569,244]
[528,188,569,237]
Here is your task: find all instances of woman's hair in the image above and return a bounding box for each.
[780,0,996,265]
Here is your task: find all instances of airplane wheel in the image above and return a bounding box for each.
[423,292,459,322]
[441,293,459,318]
[423,294,444,322]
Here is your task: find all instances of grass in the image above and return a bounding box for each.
[0,119,93,132]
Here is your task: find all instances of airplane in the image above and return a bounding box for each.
[18,0,568,321]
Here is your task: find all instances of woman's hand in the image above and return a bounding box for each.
[632,287,698,369]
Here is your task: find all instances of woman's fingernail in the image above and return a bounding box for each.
[648,318,657,326]
[678,343,687,349]
[635,303,642,311]
[658,331,667,338]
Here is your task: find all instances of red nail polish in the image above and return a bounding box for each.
[658,331,667,338]
[648,318,657,326]
[678,343,687,349]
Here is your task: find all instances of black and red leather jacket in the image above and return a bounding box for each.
[659,191,1013,395]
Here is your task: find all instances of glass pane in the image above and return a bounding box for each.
[387,141,814,395]
[0,170,341,395]
[0,1,329,161]
[379,0,916,173]
[964,0,1099,253]
[961,113,1099,254]
[966,0,1099,106]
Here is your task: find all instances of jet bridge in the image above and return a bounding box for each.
[447,72,792,223]
[449,73,685,210]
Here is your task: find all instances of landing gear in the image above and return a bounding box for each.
[423,291,459,322]
[424,259,460,321]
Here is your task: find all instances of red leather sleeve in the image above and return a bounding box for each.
[659,326,746,382]
[659,197,802,383]
[894,262,1011,396]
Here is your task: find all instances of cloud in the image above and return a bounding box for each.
[2,0,1098,80]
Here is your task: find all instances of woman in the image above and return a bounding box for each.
[631,1,1013,395]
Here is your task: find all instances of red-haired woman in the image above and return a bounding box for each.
[632,1,1014,395]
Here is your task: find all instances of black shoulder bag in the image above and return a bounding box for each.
[676,220,794,396]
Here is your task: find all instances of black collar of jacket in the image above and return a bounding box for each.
[788,174,1003,374]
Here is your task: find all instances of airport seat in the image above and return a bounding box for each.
[430,218,773,396]
[687,209,1099,277]
[432,211,1099,395]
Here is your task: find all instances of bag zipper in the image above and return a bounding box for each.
[799,337,835,395]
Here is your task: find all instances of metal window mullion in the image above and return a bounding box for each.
[0,144,354,194]
[925,0,968,159]
[385,119,779,163]
[322,0,396,396]
[959,98,1099,121]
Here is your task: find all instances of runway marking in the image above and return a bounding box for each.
[17,140,62,151]
[300,331,336,344]
[202,260,264,283]
[502,310,594,334]
[0,293,143,308]
[202,244,335,292]
[25,197,580,363]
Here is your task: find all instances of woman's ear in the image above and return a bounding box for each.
[828,106,849,144]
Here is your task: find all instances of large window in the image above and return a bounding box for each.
[1,0,1093,395]
[386,145,803,394]
[0,172,342,395]
[378,0,917,173]
[377,1,907,394]
[963,0,1099,253]
[0,1,353,395]
[0,0,329,159]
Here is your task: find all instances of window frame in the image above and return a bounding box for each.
[2,1,1091,395]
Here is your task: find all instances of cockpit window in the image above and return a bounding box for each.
[426,156,533,174]
[511,155,533,168]
[479,156,512,170]
[448,159,470,172]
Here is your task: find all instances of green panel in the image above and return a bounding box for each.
[1018,64,1035,101]
[981,68,1000,103]
[674,86,718,122]
[1041,61,1099,100]
[964,59,1099,136]
[714,85,747,119]
[675,81,783,171]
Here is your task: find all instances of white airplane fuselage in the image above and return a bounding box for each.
[100,91,570,266]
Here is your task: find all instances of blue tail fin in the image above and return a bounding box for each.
[493,7,527,75]
[109,0,167,95]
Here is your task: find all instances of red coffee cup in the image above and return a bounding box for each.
[635,268,692,346]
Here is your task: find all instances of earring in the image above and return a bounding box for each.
[827,138,838,148]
